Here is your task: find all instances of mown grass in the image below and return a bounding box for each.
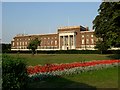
[27,67,119,88]
[5,54,120,88]
[6,54,120,66]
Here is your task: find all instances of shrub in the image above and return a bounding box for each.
[2,55,28,90]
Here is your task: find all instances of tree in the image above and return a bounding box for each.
[93,2,120,53]
[95,39,109,54]
[2,43,11,53]
[27,38,40,55]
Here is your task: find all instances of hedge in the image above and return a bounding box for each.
[7,50,120,54]
[2,55,28,90]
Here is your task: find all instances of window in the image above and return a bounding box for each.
[48,41,50,45]
[17,42,19,46]
[25,42,27,45]
[23,42,24,46]
[20,42,21,46]
[91,35,93,37]
[86,39,89,44]
[82,39,84,44]
[51,41,53,44]
[82,35,84,38]
[55,40,57,45]
[91,39,94,44]
[13,42,14,46]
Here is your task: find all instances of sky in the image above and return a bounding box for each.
[2,2,101,43]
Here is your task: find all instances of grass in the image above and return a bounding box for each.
[6,54,120,66]
[27,67,119,88]
[4,53,120,88]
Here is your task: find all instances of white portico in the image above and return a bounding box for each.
[59,31,76,50]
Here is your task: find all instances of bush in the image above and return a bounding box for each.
[9,50,120,54]
[2,55,28,90]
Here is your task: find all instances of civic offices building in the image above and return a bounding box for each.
[11,25,97,51]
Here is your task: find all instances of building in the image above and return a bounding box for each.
[11,25,97,51]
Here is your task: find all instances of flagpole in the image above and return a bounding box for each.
[68,16,69,26]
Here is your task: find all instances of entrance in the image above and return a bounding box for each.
[67,47,68,50]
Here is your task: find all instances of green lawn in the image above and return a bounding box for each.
[28,67,119,88]
[5,54,120,89]
[7,54,120,66]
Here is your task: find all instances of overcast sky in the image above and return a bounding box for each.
[2,2,101,43]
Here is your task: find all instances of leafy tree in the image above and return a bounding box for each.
[2,43,11,53]
[93,2,120,53]
[95,39,109,54]
[27,38,40,55]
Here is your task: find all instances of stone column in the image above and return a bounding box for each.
[73,35,75,48]
[73,34,76,49]
[74,34,76,49]
[68,35,70,49]
[63,36,65,50]
[59,36,61,50]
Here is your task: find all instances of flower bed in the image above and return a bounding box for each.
[27,60,120,81]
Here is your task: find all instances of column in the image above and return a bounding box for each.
[73,35,75,48]
[73,34,76,49]
[74,34,76,49]
[68,35,70,49]
[59,36,61,50]
[63,36,65,50]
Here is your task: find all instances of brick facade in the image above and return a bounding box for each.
[11,25,97,51]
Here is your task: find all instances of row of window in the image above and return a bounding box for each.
[16,37,57,41]
[43,37,57,40]
[82,34,93,38]
[16,46,58,49]
[41,40,58,45]
[13,40,58,47]
[38,46,58,49]
[16,42,28,46]
[82,39,94,44]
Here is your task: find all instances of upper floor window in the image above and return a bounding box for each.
[87,35,89,37]
[82,35,84,38]
[91,35,93,37]
[55,37,57,39]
